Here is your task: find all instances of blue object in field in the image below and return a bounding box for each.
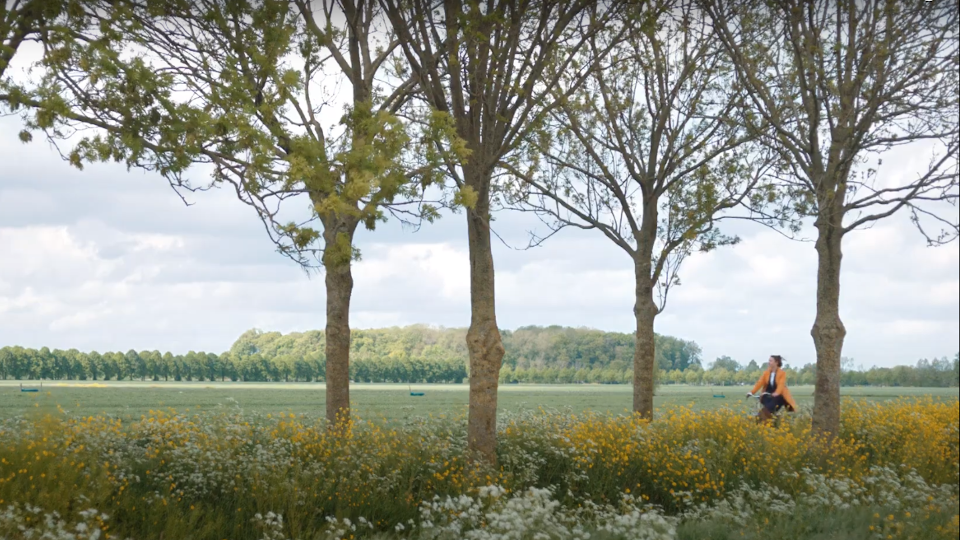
[410,392,425,396]
[713,394,726,398]
[21,388,39,392]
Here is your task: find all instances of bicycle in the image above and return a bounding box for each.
[745,391,781,425]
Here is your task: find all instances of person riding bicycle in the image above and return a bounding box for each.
[747,355,798,422]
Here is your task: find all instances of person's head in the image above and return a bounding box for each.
[769,355,784,370]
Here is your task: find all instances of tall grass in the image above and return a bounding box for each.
[0,399,956,539]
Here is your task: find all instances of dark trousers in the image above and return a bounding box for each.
[761,394,787,414]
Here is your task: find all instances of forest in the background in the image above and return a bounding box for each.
[1,326,957,387]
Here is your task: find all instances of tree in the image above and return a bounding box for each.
[953,353,959,387]
[507,0,775,418]
[69,349,85,379]
[1,0,63,88]
[712,356,741,372]
[139,350,159,381]
[277,354,295,382]
[16,0,440,424]
[656,336,702,372]
[0,347,10,379]
[202,352,217,382]
[841,356,856,372]
[51,349,67,379]
[99,352,116,380]
[183,351,201,381]
[706,0,959,436]
[381,0,621,461]
[160,352,173,381]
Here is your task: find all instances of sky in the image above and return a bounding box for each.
[1,23,958,371]
[1,110,957,369]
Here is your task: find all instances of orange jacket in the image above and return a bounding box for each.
[751,368,797,412]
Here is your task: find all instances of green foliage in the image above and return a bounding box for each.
[230,325,703,384]
[710,356,741,372]
[452,185,479,210]
[0,0,70,82]
[322,230,361,267]
[954,353,960,387]
[13,0,440,269]
[953,353,960,386]
[0,326,695,384]
[3,330,953,388]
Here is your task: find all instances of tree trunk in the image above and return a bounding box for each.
[319,12,368,425]
[464,168,505,464]
[633,257,658,419]
[811,218,846,438]
[323,216,360,426]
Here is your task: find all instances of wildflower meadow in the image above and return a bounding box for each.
[2,0,958,538]
[1,398,957,539]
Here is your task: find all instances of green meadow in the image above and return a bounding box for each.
[2,381,955,420]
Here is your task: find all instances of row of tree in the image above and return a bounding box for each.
[0,325,700,382]
[505,357,960,387]
[699,355,960,388]
[3,0,957,461]
[3,328,956,388]
[4,349,957,389]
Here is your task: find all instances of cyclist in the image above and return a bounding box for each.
[747,355,798,422]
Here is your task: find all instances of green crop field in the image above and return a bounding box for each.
[1,381,955,421]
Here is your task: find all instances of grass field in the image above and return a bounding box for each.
[1,381,955,420]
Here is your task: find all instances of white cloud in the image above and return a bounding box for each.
[353,243,471,302]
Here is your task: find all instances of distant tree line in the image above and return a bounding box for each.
[2,327,956,388]
[0,325,696,383]
[659,354,960,389]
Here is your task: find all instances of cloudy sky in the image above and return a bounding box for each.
[1,110,957,369]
